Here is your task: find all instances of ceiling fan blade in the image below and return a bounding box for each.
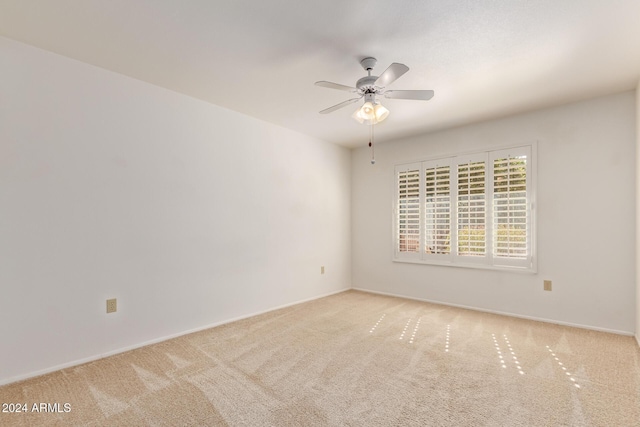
[319,97,362,114]
[384,90,434,101]
[315,81,357,92]
[374,63,409,87]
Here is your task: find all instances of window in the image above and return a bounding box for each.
[425,162,451,256]
[397,166,421,255]
[394,145,535,271]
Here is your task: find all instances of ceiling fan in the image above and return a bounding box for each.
[315,57,434,125]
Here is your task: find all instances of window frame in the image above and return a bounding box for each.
[393,143,537,273]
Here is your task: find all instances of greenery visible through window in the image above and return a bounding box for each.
[394,145,535,271]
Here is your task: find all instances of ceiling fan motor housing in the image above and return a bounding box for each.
[356,75,379,92]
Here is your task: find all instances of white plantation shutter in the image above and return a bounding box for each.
[456,155,488,261]
[396,164,422,259]
[424,159,452,259]
[394,144,535,271]
[491,147,532,268]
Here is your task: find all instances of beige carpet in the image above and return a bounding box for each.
[1,290,639,426]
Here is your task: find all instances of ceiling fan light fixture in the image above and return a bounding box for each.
[351,109,365,124]
[351,102,370,124]
[362,102,374,115]
[352,101,388,125]
[374,103,389,122]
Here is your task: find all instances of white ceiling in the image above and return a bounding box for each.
[2,1,640,148]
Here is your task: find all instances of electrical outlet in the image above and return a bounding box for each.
[106,298,117,313]
[543,280,552,291]
[321,266,325,275]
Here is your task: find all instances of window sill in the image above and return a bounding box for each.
[392,257,537,274]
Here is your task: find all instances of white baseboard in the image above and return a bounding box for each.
[0,287,350,386]
[352,287,635,337]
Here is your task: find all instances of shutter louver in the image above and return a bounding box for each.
[425,165,451,255]
[493,155,528,260]
[398,168,421,253]
[457,161,486,256]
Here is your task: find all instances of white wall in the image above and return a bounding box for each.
[352,92,636,334]
[636,82,640,347]
[0,37,351,384]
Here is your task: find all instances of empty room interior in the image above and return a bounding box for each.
[1,1,640,426]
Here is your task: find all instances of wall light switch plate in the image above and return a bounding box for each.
[543,280,552,291]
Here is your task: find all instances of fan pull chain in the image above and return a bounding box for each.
[369,124,375,165]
